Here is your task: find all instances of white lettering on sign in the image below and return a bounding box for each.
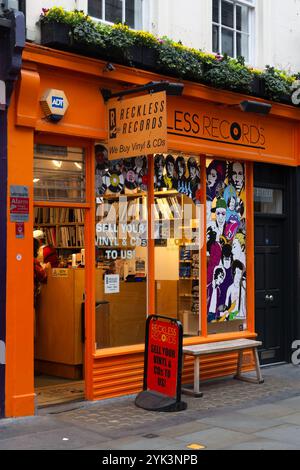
[51,96,64,109]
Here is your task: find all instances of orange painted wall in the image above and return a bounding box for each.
[5,43,300,416]
[6,93,35,417]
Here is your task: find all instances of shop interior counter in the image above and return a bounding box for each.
[35,268,147,378]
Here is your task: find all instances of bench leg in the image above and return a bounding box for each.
[254,347,264,384]
[234,348,264,384]
[182,356,203,397]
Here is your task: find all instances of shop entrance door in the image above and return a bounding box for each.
[254,216,285,364]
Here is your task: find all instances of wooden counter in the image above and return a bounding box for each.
[35,268,147,378]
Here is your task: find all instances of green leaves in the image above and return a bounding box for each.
[157,43,203,81]
[262,66,293,102]
[203,56,253,93]
[39,7,298,106]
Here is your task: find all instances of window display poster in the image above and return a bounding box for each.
[104,274,120,294]
[206,159,247,324]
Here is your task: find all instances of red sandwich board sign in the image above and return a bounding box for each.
[135,315,187,412]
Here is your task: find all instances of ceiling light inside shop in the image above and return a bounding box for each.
[74,162,82,170]
[52,160,62,168]
[33,178,40,183]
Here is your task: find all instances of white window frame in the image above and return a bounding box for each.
[78,0,146,30]
[212,0,255,64]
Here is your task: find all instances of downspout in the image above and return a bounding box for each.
[0,5,25,418]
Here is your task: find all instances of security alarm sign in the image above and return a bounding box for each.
[10,185,29,222]
[147,317,181,399]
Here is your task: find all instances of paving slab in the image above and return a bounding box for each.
[278,412,300,426]
[199,411,284,434]
[170,427,251,450]
[238,403,296,419]
[0,425,109,450]
[78,435,179,451]
[276,396,300,410]
[254,424,300,446]
[223,438,299,450]
[0,416,67,440]
[158,421,213,438]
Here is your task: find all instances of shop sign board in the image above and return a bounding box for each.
[10,185,29,222]
[167,96,296,165]
[104,274,120,294]
[107,91,168,159]
[135,315,187,412]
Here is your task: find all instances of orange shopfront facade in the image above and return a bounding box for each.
[4,43,300,418]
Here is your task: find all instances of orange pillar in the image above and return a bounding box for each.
[5,93,35,417]
[147,154,155,315]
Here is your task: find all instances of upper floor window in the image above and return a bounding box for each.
[212,0,255,62]
[88,0,143,29]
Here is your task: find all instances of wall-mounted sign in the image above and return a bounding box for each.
[40,88,69,122]
[167,96,295,163]
[15,222,25,239]
[10,185,29,222]
[104,274,120,294]
[107,91,168,159]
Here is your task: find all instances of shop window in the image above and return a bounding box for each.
[154,154,202,338]
[95,147,148,348]
[34,144,86,203]
[94,149,202,349]
[206,159,247,334]
[212,0,255,62]
[88,0,143,29]
[254,187,283,215]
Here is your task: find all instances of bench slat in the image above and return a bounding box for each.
[183,339,262,356]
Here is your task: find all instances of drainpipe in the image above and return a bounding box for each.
[0,4,25,418]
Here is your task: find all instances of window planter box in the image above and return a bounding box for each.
[251,76,266,98]
[128,46,159,71]
[40,21,130,65]
[40,21,72,50]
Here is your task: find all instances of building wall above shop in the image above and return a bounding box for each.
[23,0,300,72]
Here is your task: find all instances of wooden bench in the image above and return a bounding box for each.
[182,339,264,397]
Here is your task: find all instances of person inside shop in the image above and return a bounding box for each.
[33,230,59,267]
[34,237,48,303]
[33,238,49,343]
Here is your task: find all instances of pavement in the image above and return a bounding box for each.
[1,364,300,450]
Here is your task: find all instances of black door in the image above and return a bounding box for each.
[255,216,285,364]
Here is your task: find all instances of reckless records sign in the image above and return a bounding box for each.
[107,91,168,160]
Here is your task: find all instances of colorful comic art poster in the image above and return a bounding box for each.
[206,160,246,324]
